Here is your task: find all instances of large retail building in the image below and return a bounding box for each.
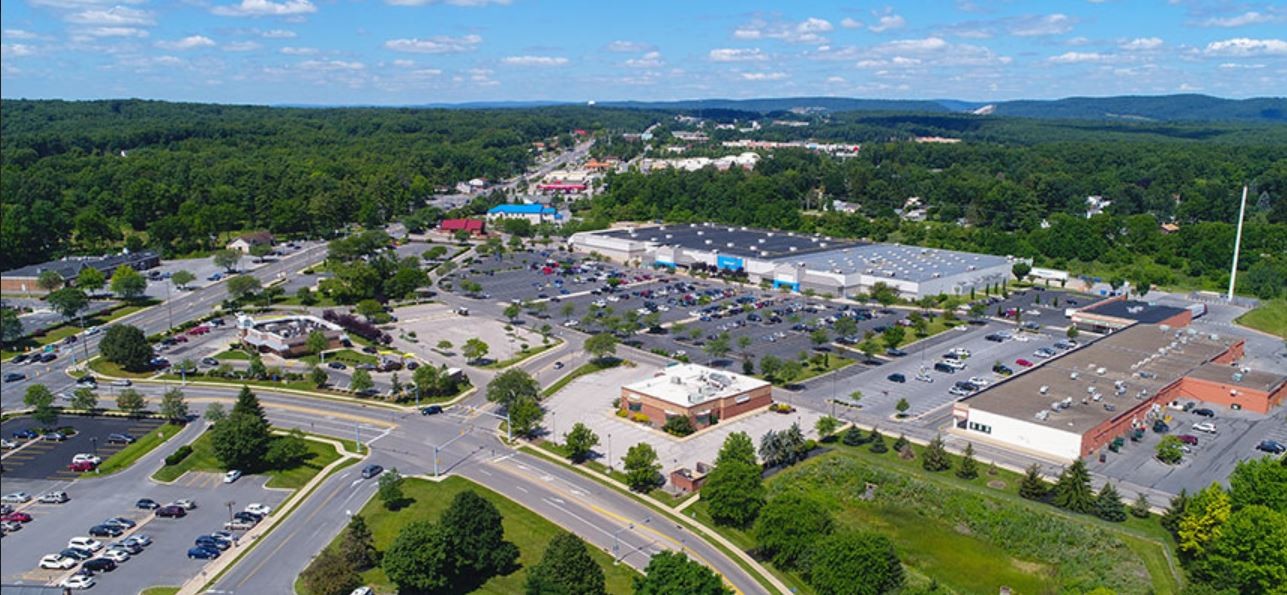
[569,223,1013,299]
[953,323,1286,461]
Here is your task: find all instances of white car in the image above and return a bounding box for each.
[101,549,130,563]
[0,438,16,449]
[224,470,242,483]
[1,492,31,504]
[968,377,991,387]
[111,379,132,387]
[244,503,272,516]
[172,499,198,510]
[350,587,374,595]
[39,491,70,504]
[72,453,102,465]
[224,519,256,531]
[40,554,77,570]
[61,575,95,590]
[1192,422,1217,434]
[68,537,103,551]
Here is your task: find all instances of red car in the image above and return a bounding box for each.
[1177,434,1200,446]
[1,512,33,523]
[186,325,210,336]
[68,460,97,472]
[1015,358,1034,367]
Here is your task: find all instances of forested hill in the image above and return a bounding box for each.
[0,99,661,268]
[598,94,1285,122]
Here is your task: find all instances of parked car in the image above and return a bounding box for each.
[68,461,97,472]
[223,469,242,483]
[104,517,135,529]
[124,534,152,548]
[60,575,95,590]
[173,498,197,509]
[2,492,32,504]
[1256,440,1286,454]
[2,372,25,382]
[1177,434,1200,446]
[361,464,384,479]
[136,499,160,510]
[40,554,78,570]
[933,362,957,374]
[993,364,1014,376]
[1192,408,1216,418]
[187,546,220,560]
[38,491,69,504]
[43,432,68,441]
[155,506,187,518]
[1015,358,1034,367]
[1192,422,1217,434]
[1,511,33,523]
[420,405,443,416]
[106,433,136,445]
[72,453,102,465]
[327,361,347,370]
[914,373,934,383]
[12,429,38,440]
[68,537,103,551]
[81,558,117,573]
[60,547,94,561]
[244,503,272,516]
[110,540,143,554]
[887,373,906,383]
[100,548,130,563]
[885,348,908,357]
[88,524,123,538]
[224,519,256,531]
[967,376,991,388]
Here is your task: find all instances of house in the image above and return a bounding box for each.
[1,250,160,295]
[227,231,275,253]
[485,204,563,223]
[438,218,486,236]
[585,158,616,172]
[1160,222,1181,234]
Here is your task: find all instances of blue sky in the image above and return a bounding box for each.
[2,0,1284,105]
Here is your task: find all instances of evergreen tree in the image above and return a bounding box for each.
[1161,489,1189,536]
[338,514,379,571]
[808,531,905,595]
[922,435,952,472]
[232,385,267,423]
[868,430,888,453]
[1052,459,1095,514]
[1019,464,1049,501]
[892,433,910,453]
[1095,482,1128,522]
[841,425,865,446]
[525,532,607,595]
[956,442,979,480]
[298,547,361,595]
[1131,493,1152,519]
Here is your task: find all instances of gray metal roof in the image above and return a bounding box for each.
[2,251,159,279]
[598,223,859,259]
[780,243,1010,281]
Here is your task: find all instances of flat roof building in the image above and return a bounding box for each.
[237,314,347,358]
[486,203,563,223]
[569,223,1013,299]
[1070,295,1192,333]
[953,324,1285,461]
[1,250,160,295]
[620,363,773,431]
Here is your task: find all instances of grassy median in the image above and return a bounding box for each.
[95,422,183,475]
[151,430,341,489]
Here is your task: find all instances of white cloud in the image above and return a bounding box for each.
[224,41,261,51]
[625,51,663,68]
[1204,37,1287,56]
[384,0,511,5]
[297,59,364,70]
[280,46,318,55]
[1,43,37,57]
[82,27,149,38]
[1008,13,1075,36]
[708,47,767,62]
[1048,51,1108,63]
[835,36,1010,69]
[605,40,651,52]
[869,13,906,33]
[3,29,42,40]
[500,55,567,66]
[383,34,481,53]
[883,37,948,52]
[1120,37,1163,50]
[741,71,787,81]
[1199,11,1281,27]
[826,75,846,83]
[156,35,216,50]
[259,29,296,38]
[733,17,832,45]
[212,0,317,17]
[392,59,414,67]
[66,6,154,26]
[464,67,498,85]
[1218,62,1266,69]
[840,17,862,29]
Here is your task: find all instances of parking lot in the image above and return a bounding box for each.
[1092,403,1287,495]
[2,416,164,480]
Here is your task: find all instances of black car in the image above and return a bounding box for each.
[12,429,38,440]
[2,372,25,382]
[420,405,443,416]
[361,464,384,479]
[107,433,136,445]
[9,354,27,364]
[60,547,94,561]
[993,364,1014,376]
[985,334,1005,343]
[933,362,957,374]
[233,511,263,523]
[327,361,347,370]
[136,498,160,510]
[1256,440,1285,454]
[89,524,124,537]
[886,348,908,357]
[156,505,187,518]
[1193,408,1216,418]
[201,357,220,366]
[82,558,117,573]
[887,373,906,383]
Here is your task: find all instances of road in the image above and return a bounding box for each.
[1,244,328,410]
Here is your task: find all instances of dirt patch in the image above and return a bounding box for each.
[987,480,1008,490]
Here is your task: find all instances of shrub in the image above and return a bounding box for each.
[663,415,695,437]
[630,412,650,424]
[165,445,193,466]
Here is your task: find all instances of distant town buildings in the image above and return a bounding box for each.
[227,231,275,254]
[486,203,563,223]
[438,218,486,236]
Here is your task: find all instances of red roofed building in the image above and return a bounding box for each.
[439,218,486,236]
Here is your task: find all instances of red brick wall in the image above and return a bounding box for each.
[1212,340,1245,364]
[1081,381,1175,457]
[1165,376,1276,415]
[620,385,773,429]
[1159,309,1193,328]
[0,277,42,294]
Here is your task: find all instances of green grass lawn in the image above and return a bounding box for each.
[532,441,696,508]
[2,301,157,360]
[151,429,342,489]
[88,357,157,379]
[214,349,252,361]
[686,440,1180,595]
[482,340,560,369]
[327,476,638,594]
[140,588,179,595]
[757,354,854,386]
[541,358,627,398]
[1236,298,1287,338]
[96,422,183,474]
[301,348,378,366]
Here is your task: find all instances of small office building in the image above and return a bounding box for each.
[1,251,160,295]
[620,364,773,430]
[237,314,347,358]
[486,204,563,224]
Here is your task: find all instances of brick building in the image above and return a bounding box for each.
[1069,295,1193,333]
[620,364,772,430]
[1,251,160,295]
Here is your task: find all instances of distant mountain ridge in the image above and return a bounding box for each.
[598,94,1284,122]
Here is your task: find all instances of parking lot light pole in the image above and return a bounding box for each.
[225,500,235,521]
[91,437,97,456]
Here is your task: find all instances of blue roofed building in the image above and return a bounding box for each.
[485,203,563,224]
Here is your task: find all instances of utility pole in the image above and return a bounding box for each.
[1227,185,1249,301]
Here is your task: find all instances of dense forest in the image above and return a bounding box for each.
[0,99,661,268]
[586,130,1287,298]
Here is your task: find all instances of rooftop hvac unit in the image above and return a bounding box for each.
[727,242,734,248]
[697,230,704,236]
[1039,385,1049,394]
[705,239,712,245]
[1096,367,1107,375]
[1035,410,1050,421]
[1070,371,1079,380]
[758,238,766,244]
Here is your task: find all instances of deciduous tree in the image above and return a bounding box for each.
[116,388,146,417]
[525,532,606,595]
[623,442,661,492]
[441,490,519,575]
[633,551,730,595]
[378,467,405,510]
[109,265,147,300]
[563,422,599,463]
[382,521,452,592]
[754,492,834,569]
[99,324,151,371]
[159,386,188,423]
[808,531,904,595]
[584,333,618,361]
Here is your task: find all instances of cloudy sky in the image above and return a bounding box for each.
[2,0,1284,105]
